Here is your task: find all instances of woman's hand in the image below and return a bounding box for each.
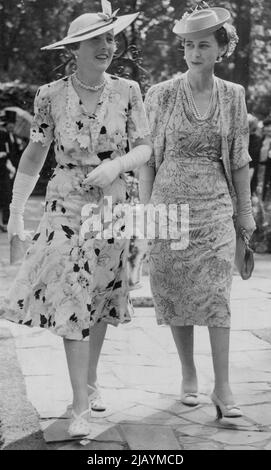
[7,212,26,241]
[236,213,256,239]
[82,159,121,189]
[232,165,256,239]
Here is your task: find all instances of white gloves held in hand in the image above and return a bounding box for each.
[82,145,152,189]
[82,158,122,189]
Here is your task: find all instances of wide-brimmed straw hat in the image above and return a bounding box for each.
[173,7,231,39]
[41,0,139,50]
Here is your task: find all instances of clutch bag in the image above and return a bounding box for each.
[235,227,254,280]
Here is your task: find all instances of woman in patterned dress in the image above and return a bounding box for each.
[1,1,151,437]
[139,4,255,419]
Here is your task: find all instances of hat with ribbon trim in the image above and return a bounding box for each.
[41,0,139,50]
[173,6,231,39]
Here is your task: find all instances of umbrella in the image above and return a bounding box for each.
[4,106,33,139]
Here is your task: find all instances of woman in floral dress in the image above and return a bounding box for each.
[140,4,255,419]
[1,1,151,437]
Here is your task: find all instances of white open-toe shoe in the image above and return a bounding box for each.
[88,384,106,412]
[181,383,199,407]
[68,409,91,437]
[66,385,106,417]
[181,391,199,407]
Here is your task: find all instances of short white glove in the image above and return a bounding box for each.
[7,170,39,241]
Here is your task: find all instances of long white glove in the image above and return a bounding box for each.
[82,144,152,189]
[232,164,256,238]
[7,170,40,241]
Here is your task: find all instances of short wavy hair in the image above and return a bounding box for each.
[181,23,239,60]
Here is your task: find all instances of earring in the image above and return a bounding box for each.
[216,56,222,63]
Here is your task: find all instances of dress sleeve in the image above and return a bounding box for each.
[30,85,54,147]
[127,81,150,144]
[230,86,252,170]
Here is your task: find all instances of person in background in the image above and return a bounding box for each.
[248,113,262,195]
[0,113,16,231]
[4,110,23,171]
[260,116,271,201]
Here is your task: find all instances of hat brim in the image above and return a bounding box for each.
[173,8,231,39]
[41,13,140,50]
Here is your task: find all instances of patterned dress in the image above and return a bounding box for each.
[145,73,251,328]
[0,73,150,340]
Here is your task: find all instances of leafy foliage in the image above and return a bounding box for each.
[0,0,271,116]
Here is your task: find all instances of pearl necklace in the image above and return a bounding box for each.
[185,75,215,121]
[73,72,106,92]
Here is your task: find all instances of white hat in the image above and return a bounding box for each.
[173,7,231,39]
[41,0,139,51]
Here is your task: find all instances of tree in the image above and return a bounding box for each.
[0,0,101,83]
[1,0,271,117]
[247,0,271,118]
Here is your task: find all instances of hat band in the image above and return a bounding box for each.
[68,17,117,39]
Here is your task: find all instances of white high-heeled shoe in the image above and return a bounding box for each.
[68,409,91,437]
[211,392,243,419]
[66,385,106,416]
[181,391,199,407]
[181,383,199,407]
[88,384,106,412]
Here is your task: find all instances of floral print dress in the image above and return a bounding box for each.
[145,74,251,328]
[0,73,150,340]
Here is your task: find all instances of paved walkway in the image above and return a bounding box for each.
[0,197,271,450]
